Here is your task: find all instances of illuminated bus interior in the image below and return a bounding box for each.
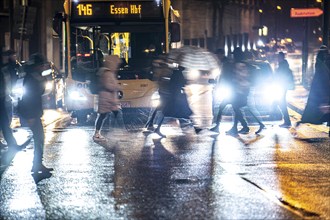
[71,26,165,82]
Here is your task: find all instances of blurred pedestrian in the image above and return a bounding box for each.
[93,55,122,141]
[0,50,21,151]
[17,53,53,175]
[215,48,229,69]
[296,46,330,134]
[153,65,201,137]
[145,55,171,130]
[210,49,235,133]
[274,52,294,128]
[211,47,265,135]
[225,48,251,136]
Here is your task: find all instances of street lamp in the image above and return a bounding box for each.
[275,5,282,49]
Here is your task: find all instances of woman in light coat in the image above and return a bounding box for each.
[93,55,122,141]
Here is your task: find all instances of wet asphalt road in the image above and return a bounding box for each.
[0,112,329,220]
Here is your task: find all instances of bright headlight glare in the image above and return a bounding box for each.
[214,85,232,102]
[151,91,160,107]
[151,91,160,100]
[263,84,284,102]
[211,68,220,78]
[42,69,52,76]
[189,69,200,80]
[69,91,87,101]
[45,82,53,90]
[12,87,24,97]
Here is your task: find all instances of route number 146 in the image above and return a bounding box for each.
[77,4,93,16]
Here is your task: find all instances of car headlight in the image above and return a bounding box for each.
[187,69,200,80]
[45,81,53,91]
[213,85,232,103]
[210,68,220,79]
[12,87,24,99]
[42,69,52,76]
[262,83,284,103]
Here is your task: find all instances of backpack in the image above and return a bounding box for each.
[89,74,100,94]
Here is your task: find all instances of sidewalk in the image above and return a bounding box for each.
[287,85,329,135]
[0,109,71,176]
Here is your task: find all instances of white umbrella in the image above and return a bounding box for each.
[167,46,219,71]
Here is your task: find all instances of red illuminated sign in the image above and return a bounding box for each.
[290,8,323,18]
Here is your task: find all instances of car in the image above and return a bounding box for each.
[212,60,282,122]
[42,63,65,109]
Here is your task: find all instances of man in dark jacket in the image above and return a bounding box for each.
[18,53,53,179]
[274,52,294,128]
[211,48,252,135]
[153,65,201,137]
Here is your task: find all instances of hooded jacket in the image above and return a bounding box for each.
[97,55,122,113]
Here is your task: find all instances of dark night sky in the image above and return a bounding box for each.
[260,0,325,43]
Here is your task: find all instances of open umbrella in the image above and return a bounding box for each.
[166,46,219,127]
[167,46,219,71]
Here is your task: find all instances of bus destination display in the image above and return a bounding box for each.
[71,1,163,23]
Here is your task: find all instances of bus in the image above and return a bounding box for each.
[53,0,180,126]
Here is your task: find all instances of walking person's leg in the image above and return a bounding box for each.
[227,105,249,135]
[28,117,53,173]
[210,101,229,132]
[145,107,159,130]
[0,100,18,149]
[278,90,291,127]
[246,108,266,134]
[94,113,108,140]
[154,114,166,137]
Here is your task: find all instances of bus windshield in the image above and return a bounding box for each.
[67,0,168,82]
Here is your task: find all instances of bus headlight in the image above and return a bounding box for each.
[151,91,160,107]
[69,90,87,101]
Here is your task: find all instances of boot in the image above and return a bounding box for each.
[209,124,220,133]
[31,163,54,174]
[255,124,265,134]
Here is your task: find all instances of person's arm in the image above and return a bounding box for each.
[101,70,121,92]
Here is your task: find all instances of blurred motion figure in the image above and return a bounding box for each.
[17,53,54,176]
[274,52,294,128]
[93,55,122,141]
[296,46,330,135]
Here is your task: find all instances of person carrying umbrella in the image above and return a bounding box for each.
[153,65,202,137]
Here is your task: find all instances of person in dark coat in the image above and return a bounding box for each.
[18,53,53,176]
[93,55,122,141]
[296,46,330,132]
[209,51,235,132]
[153,65,200,137]
[0,50,20,151]
[225,49,251,136]
[145,55,171,130]
[274,52,294,128]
